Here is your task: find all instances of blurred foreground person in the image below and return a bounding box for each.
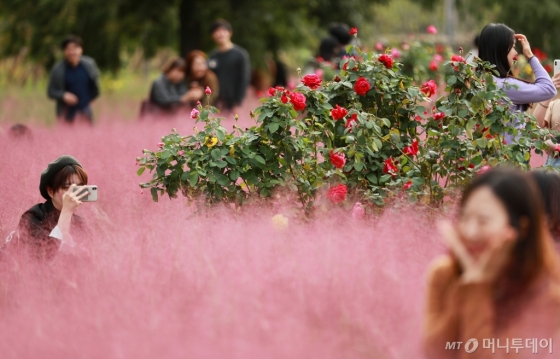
[208,19,251,111]
[424,168,560,358]
[530,171,560,244]
[2,156,90,261]
[47,35,100,123]
[184,50,219,106]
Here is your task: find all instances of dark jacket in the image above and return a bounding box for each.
[149,74,188,108]
[47,56,100,116]
[3,200,87,261]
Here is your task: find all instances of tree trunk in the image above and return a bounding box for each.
[179,0,203,57]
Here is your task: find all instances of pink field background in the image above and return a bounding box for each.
[0,96,548,358]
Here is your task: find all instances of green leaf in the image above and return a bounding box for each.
[136,167,145,176]
[380,174,391,183]
[366,173,378,184]
[354,162,364,171]
[447,76,457,85]
[215,160,228,168]
[211,148,222,160]
[181,171,189,181]
[189,172,199,186]
[160,150,171,160]
[475,138,488,148]
[269,122,280,134]
[150,188,158,202]
[217,175,230,186]
[229,170,239,180]
[374,138,382,151]
[255,155,266,164]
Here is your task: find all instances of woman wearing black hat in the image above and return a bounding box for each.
[6,155,90,261]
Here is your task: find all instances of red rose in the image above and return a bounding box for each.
[329,150,346,169]
[403,139,419,156]
[289,92,306,111]
[268,87,276,96]
[429,60,439,71]
[327,184,348,204]
[383,158,398,176]
[346,114,358,129]
[205,86,212,95]
[421,80,437,97]
[403,181,413,190]
[433,112,445,121]
[379,54,393,69]
[354,77,371,96]
[458,158,475,171]
[330,104,348,120]
[342,58,358,71]
[281,94,288,103]
[349,27,358,35]
[301,74,322,90]
[451,55,466,63]
[533,48,547,61]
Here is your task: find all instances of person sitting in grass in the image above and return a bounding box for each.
[2,156,91,261]
[145,58,190,115]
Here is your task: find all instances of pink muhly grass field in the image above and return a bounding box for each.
[0,98,544,358]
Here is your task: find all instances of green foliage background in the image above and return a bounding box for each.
[3,0,554,74]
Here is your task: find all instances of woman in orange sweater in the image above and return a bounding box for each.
[424,168,560,358]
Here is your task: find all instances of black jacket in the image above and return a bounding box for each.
[3,200,87,261]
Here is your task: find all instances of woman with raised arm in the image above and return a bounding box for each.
[478,24,557,144]
[3,155,90,261]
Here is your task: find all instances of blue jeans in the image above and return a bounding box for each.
[63,105,93,123]
[545,155,560,168]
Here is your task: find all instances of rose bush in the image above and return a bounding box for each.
[137,41,555,214]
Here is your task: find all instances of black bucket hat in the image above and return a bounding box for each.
[39,155,82,200]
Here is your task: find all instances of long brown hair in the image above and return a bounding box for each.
[460,168,559,292]
[185,50,213,81]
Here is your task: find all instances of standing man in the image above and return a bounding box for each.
[208,19,251,111]
[47,35,100,123]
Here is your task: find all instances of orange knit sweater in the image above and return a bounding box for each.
[423,256,560,358]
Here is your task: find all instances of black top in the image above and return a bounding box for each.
[5,200,87,261]
[208,45,251,109]
[149,74,188,108]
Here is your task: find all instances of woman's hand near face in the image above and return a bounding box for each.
[438,220,516,283]
[61,184,88,214]
[515,34,534,59]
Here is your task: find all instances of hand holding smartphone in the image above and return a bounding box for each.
[555,60,560,76]
[73,185,98,202]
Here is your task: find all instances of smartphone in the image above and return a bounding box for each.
[73,185,98,202]
[555,60,560,76]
